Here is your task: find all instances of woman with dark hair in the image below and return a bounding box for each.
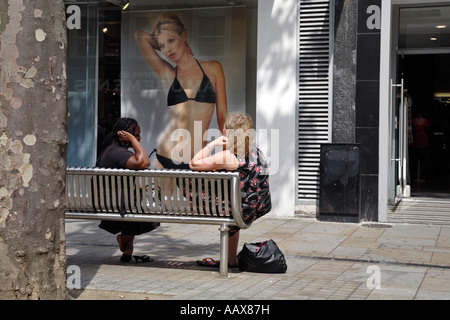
[97,118,149,170]
[96,118,157,262]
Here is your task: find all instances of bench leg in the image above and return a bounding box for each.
[219,223,230,277]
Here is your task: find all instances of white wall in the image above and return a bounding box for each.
[378,0,393,222]
[256,0,297,217]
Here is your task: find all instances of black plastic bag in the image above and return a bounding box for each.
[237,239,287,273]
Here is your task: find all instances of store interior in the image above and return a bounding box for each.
[401,53,450,196]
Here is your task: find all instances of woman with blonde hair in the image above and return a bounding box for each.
[190,112,271,268]
[136,13,227,169]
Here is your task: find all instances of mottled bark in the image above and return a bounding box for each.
[0,0,68,299]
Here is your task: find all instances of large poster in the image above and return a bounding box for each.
[121,7,246,168]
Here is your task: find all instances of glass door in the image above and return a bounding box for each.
[397,5,450,197]
[389,77,411,204]
[388,4,450,204]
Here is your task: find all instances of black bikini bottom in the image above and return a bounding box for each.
[156,152,190,170]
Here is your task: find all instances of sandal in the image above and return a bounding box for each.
[120,254,132,262]
[133,255,153,263]
[196,257,219,267]
[196,258,239,268]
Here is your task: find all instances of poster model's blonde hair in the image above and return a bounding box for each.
[225,112,256,158]
[151,13,193,55]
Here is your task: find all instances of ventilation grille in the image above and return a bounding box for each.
[297,0,331,201]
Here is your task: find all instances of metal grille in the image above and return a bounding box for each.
[297,0,332,201]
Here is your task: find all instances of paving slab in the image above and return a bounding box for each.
[65,216,450,301]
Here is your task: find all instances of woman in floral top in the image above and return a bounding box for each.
[190,112,271,267]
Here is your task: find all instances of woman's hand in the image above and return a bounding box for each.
[118,130,150,170]
[208,135,228,151]
[117,130,136,148]
[135,29,173,79]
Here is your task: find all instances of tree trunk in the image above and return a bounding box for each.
[0,0,68,299]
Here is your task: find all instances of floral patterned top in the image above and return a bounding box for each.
[230,145,271,234]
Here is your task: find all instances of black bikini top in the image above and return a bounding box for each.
[167,59,217,106]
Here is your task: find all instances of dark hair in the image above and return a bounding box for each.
[101,118,138,151]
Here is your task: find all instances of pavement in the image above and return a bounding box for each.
[65,216,450,301]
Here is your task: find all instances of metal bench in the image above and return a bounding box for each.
[65,167,251,276]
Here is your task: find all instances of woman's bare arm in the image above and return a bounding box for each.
[118,130,150,170]
[211,61,227,133]
[189,136,238,171]
[135,29,173,80]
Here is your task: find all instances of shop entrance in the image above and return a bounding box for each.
[400,54,450,197]
[383,2,450,223]
[389,4,450,203]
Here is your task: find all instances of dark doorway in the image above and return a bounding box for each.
[401,54,450,196]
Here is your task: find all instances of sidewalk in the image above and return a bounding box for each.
[66,216,450,300]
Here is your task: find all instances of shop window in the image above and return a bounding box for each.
[66,2,99,167]
[399,6,450,49]
[65,0,257,167]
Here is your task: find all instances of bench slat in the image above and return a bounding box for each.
[65,212,237,226]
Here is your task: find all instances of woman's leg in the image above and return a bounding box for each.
[228,231,239,267]
[117,234,125,252]
[117,234,135,255]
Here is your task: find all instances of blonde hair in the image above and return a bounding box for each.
[151,13,193,55]
[225,112,255,158]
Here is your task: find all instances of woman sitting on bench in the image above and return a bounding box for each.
[96,117,158,262]
[189,112,271,268]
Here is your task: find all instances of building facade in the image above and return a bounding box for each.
[64,0,450,223]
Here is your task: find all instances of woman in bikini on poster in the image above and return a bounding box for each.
[136,12,227,169]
